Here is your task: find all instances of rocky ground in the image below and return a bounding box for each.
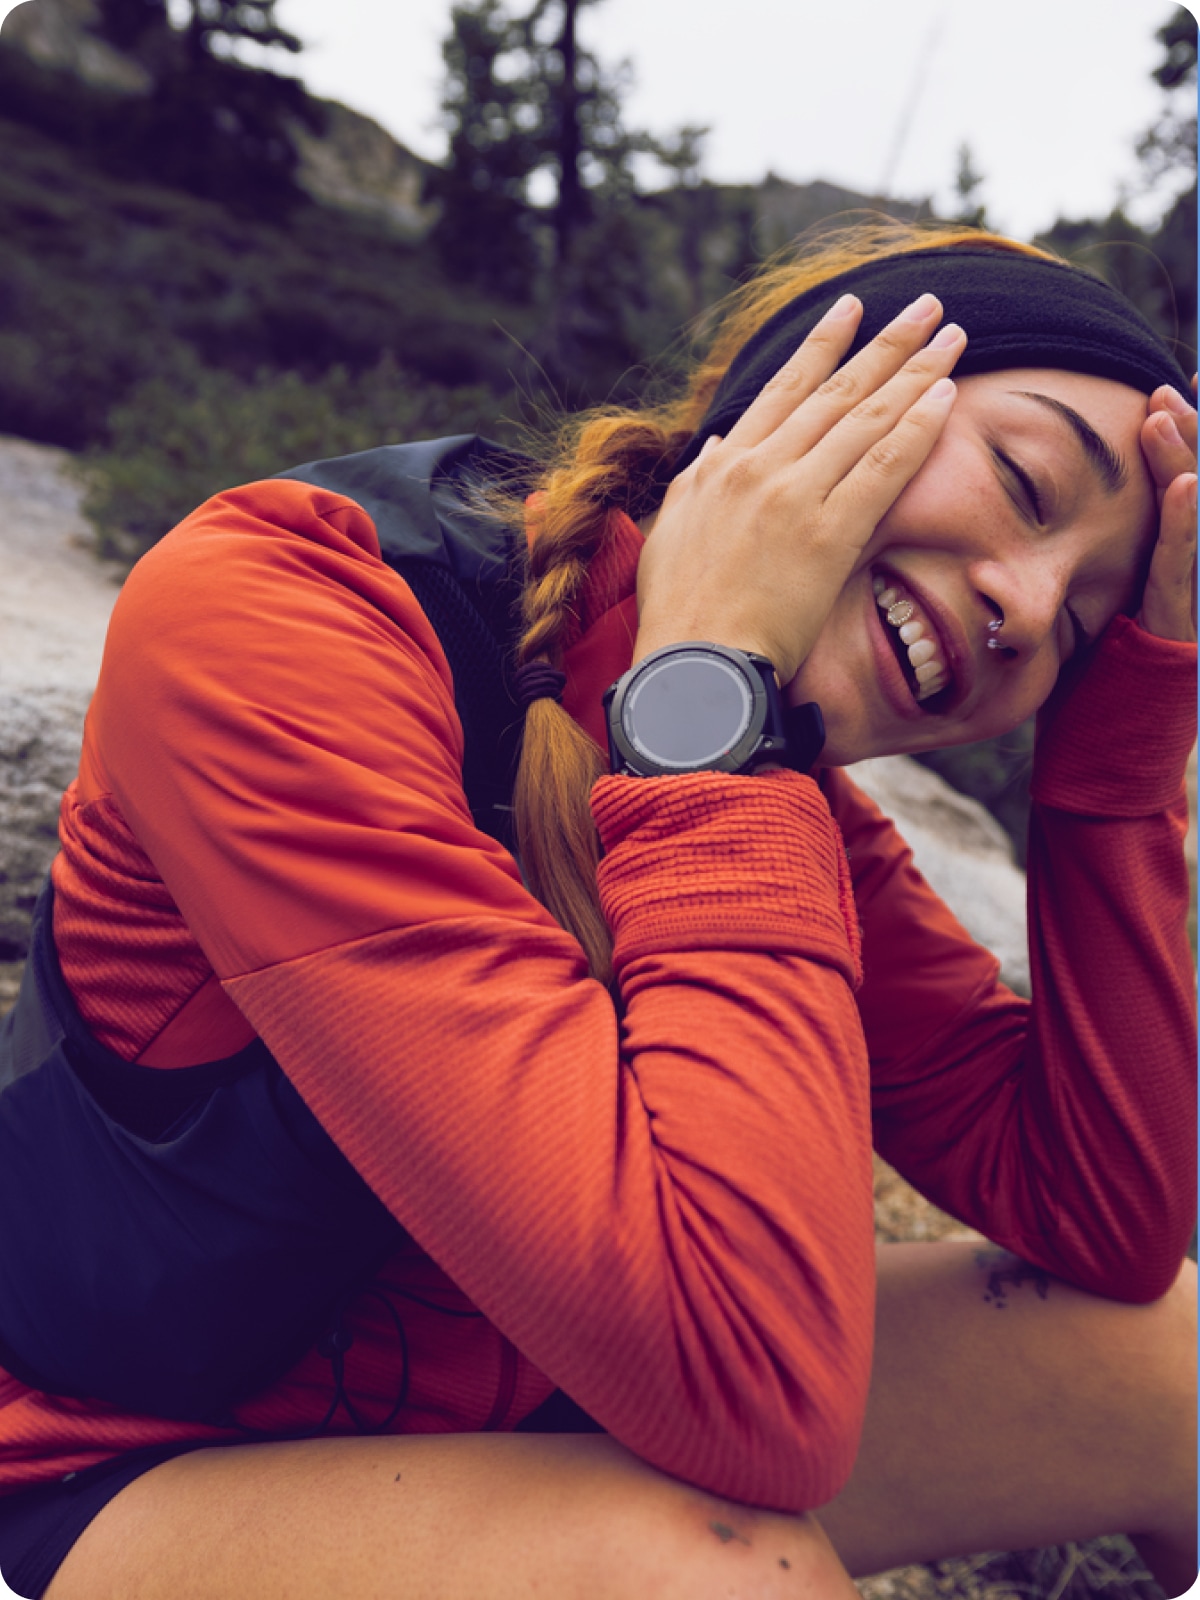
[0,434,1184,1599]
[0,435,125,982]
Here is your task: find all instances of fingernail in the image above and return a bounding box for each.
[928,378,956,403]
[1161,385,1191,416]
[930,322,964,349]
[902,293,940,322]
[823,292,860,322]
[1160,414,1184,447]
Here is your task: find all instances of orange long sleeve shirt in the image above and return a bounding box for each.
[0,477,1193,1512]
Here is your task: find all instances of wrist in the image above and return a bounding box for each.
[1033,614,1197,815]
[604,643,824,778]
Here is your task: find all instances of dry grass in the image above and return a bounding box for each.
[857,1539,1163,1600]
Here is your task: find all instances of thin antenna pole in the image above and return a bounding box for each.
[878,7,947,198]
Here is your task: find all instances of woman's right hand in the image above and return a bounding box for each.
[633,292,967,686]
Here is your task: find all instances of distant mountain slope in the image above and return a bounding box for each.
[1,0,439,235]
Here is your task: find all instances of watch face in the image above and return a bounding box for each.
[623,651,754,769]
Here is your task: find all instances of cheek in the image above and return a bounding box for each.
[966,655,1060,742]
[864,429,981,552]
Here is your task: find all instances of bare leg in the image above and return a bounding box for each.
[46,1432,858,1600]
[42,1242,1197,1597]
[817,1243,1198,1596]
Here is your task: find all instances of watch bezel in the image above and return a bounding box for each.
[603,643,785,777]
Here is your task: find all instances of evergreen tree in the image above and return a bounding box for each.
[430,0,680,301]
[951,141,987,229]
[94,0,169,53]
[1140,7,1196,183]
[1136,6,1196,364]
[427,0,545,297]
[181,0,303,64]
[94,0,319,216]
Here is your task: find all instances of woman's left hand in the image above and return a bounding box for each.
[1138,378,1197,644]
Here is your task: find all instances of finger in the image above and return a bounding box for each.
[719,292,864,452]
[1141,409,1198,494]
[786,325,967,494]
[815,377,959,544]
[722,292,942,454]
[1146,385,1198,456]
[763,294,951,459]
[1138,472,1197,643]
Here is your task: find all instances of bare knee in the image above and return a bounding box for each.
[585,1454,860,1600]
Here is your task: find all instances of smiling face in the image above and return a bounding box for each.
[786,367,1159,765]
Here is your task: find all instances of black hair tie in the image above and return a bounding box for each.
[514,661,568,707]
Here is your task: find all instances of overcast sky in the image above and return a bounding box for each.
[266,0,1189,240]
[0,0,1191,238]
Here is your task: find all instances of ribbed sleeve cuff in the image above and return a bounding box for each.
[591,770,862,985]
[1032,615,1197,816]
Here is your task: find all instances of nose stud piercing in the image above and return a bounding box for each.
[986,618,1005,651]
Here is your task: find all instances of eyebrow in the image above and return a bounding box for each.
[1011,390,1129,495]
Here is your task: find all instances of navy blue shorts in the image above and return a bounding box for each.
[0,1394,601,1597]
[0,1443,206,1598]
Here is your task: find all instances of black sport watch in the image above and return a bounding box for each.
[603,643,825,777]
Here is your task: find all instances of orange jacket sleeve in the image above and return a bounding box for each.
[836,615,1196,1303]
[87,479,878,1510]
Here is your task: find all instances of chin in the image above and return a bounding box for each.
[810,716,903,768]
[818,732,915,767]
[816,705,1029,769]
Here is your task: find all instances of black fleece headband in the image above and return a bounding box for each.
[677,247,1191,472]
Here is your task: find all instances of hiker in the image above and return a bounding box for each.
[0,224,1195,1599]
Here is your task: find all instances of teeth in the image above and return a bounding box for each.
[873,574,950,702]
[907,638,937,669]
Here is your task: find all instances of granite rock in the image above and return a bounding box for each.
[848,754,1030,996]
[0,436,122,957]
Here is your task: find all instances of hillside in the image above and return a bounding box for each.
[0,0,938,458]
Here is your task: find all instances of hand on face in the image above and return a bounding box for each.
[1138,377,1197,644]
[634,293,966,684]
[774,365,1161,766]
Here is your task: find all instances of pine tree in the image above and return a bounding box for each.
[430,0,669,296]
[428,0,545,297]
[94,0,170,53]
[181,0,303,64]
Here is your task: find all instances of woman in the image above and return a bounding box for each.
[0,224,1195,1599]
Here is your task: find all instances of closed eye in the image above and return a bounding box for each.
[994,448,1044,522]
[992,445,1096,657]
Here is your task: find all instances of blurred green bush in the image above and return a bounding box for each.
[0,106,537,454]
[80,353,512,559]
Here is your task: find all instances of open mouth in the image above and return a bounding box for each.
[871,572,954,711]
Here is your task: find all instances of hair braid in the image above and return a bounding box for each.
[512,415,687,982]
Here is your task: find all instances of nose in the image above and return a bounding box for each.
[968,550,1071,660]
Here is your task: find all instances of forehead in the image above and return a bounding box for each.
[956,366,1151,446]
